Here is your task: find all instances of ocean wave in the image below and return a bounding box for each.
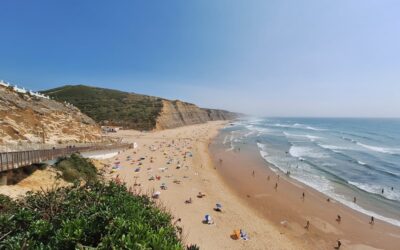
[245,124,274,134]
[356,142,400,155]
[344,157,400,179]
[306,126,325,131]
[318,144,348,151]
[289,146,328,159]
[272,123,325,131]
[283,132,322,142]
[357,160,367,166]
[341,136,357,143]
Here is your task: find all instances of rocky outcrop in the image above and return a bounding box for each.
[155,100,237,130]
[0,85,102,150]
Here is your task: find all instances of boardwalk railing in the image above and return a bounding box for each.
[0,143,131,172]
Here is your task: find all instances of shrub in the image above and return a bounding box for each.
[0,181,184,249]
[54,154,98,183]
[0,194,16,213]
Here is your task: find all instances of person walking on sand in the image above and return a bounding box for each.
[304,220,310,230]
[336,215,341,223]
[336,240,342,249]
[370,216,375,225]
[302,192,305,201]
[252,170,255,177]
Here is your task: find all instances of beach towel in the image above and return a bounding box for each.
[232,230,241,240]
[204,214,214,224]
[240,229,249,240]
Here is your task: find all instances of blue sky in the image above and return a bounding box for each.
[1,0,399,117]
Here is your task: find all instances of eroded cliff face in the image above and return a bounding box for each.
[155,100,236,130]
[0,85,102,150]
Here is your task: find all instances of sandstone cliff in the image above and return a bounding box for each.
[43,85,238,131]
[0,84,102,150]
[155,100,237,130]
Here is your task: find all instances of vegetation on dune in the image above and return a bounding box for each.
[0,154,190,249]
[0,181,185,250]
[54,153,98,183]
[42,85,163,130]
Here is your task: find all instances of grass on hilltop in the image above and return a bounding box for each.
[42,85,163,130]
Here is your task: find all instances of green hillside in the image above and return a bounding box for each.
[42,85,163,130]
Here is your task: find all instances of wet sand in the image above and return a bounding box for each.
[210,132,400,249]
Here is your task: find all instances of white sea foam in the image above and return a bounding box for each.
[283,132,322,142]
[357,160,367,166]
[318,144,350,151]
[289,146,328,159]
[306,126,325,131]
[272,123,326,131]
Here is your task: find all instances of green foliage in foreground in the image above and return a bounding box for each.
[0,181,184,250]
[42,85,163,130]
[55,153,98,183]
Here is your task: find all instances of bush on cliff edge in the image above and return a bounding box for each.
[0,181,184,250]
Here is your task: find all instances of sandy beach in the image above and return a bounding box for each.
[103,121,304,249]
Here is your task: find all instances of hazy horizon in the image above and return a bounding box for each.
[1,0,399,117]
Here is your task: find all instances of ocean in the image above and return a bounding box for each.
[222,117,400,227]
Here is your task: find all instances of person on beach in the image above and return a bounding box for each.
[336,215,341,223]
[353,196,357,203]
[267,175,270,181]
[382,188,384,194]
[336,240,342,249]
[252,170,255,177]
[370,216,375,225]
[304,220,310,230]
[302,192,305,201]
[327,198,331,202]
[274,182,278,190]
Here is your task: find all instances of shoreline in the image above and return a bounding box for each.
[210,127,400,249]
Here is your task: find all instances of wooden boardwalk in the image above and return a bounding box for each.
[0,143,131,173]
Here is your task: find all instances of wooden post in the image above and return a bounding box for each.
[0,153,3,172]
